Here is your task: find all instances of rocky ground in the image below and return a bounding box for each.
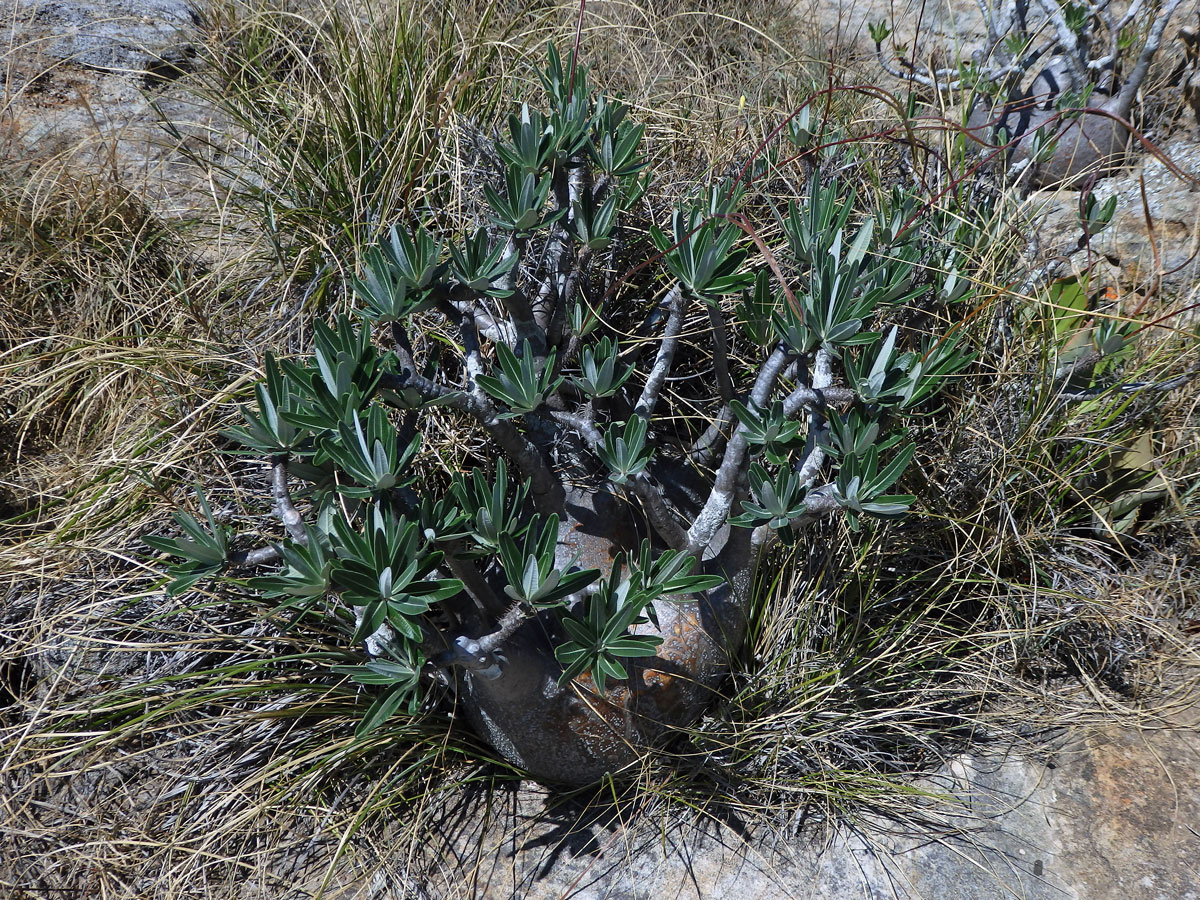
[2,0,210,215]
[4,0,1200,897]
[440,717,1200,900]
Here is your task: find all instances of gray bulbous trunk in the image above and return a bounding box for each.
[457,472,757,785]
[968,98,1133,189]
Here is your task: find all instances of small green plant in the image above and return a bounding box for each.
[146,44,980,785]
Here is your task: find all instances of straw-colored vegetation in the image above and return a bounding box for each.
[3,0,1198,895]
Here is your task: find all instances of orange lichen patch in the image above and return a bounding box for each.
[643,670,673,691]
[559,522,630,572]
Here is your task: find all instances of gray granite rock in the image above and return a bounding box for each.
[1,0,209,206]
[1029,137,1200,298]
[412,722,1200,899]
[9,0,198,72]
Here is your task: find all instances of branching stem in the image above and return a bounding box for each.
[685,344,791,558]
[634,285,687,420]
[386,325,565,513]
[270,456,307,544]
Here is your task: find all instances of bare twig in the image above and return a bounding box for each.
[1056,366,1200,400]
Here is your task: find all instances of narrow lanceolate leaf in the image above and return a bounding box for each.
[873,442,916,494]
[352,682,421,737]
[143,488,231,594]
[497,513,599,606]
[475,340,562,416]
[596,417,652,484]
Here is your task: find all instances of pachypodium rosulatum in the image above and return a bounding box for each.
[871,0,1185,187]
[148,46,978,785]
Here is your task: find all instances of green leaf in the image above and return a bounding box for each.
[143,488,230,595]
[250,524,333,601]
[497,513,600,606]
[570,337,633,399]
[737,270,776,346]
[596,416,653,484]
[225,354,310,453]
[450,459,531,552]
[653,206,753,302]
[485,166,558,233]
[448,228,519,297]
[316,405,419,498]
[475,340,562,415]
[353,683,419,737]
[731,400,805,464]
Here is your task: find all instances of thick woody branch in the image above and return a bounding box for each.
[750,343,793,407]
[688,403,733,467]
[229,545,282,567]
[630,475,689,551]
[498,234,544,353]
[547,408,689,550]
[546,166,588,349]
[634,286,688,419]
[444,543,507,618]
[436,603,529,676]
[452,307,490,404]
[783,383,854,412]
[791,349,835,492]
[741,352,846,555]
[707,303,735,405]
[1034,0,1087,83]
[428,281,511,345]
[548,408,602,446]
[1113,0,1185,112]
[549,246,593,350]
[685,344,791,558]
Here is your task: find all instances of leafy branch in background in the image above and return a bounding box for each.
[870,0,1185,187]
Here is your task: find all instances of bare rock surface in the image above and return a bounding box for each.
[1030,137,1200,298]
[7,0,198,72]
[797,0,987,59]
[2,0,204,197]
[424,720,1200,899]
